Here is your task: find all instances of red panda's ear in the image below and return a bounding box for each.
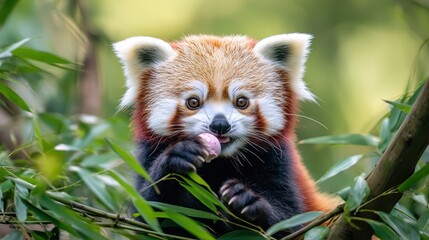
[254,33,315,101]
[113,37,176,108]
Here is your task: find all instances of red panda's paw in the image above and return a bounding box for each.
[162,139,209,175]
[220,179,272,223]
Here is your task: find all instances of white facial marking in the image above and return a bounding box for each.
[147,99,177,136]
[181,80,208,101]
[257,97,285,134]
[254,33,315,101]
[113,36,176,109]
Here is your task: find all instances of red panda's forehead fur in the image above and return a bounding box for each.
[148,35,285,103]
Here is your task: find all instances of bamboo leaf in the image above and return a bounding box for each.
[299,134,379,146]
[336,187,350,201]
[375,211,420,240]
[109,170,161,233]
[317,155,362,183]
[163,209,216,240]
[105,138,152,183]
[0,38,30,59]
[14,182,29,222]
[22,198,78,236]
[384,100,412,113]
[418,208,429,231]
[218,230,265,240]
[345,175,370,212]
[0,81,31,112]
[180,183,217,213]
[266,211,323,236]
[39,195,108,239]
[149,201,221,220]
[360,219,399,240]
[0,230,23,240]
[0,0,19,28]
[71,166,116,211]
[398,163,429,192]
[304,226,329,240]
[13,47,72,64]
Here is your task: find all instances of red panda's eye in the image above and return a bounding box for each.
[235,96,249,109]
[186,97,201,110]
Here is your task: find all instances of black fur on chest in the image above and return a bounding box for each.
[134,139,304,236]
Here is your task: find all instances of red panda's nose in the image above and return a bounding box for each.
[209,114,231,135]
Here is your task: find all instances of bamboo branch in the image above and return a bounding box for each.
[328,79,429,239]
[281,204,344,240]
[7,177,151,230]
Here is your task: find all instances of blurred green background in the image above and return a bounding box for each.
[1,0,428,193]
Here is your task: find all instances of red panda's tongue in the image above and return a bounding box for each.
[217,136,231,144]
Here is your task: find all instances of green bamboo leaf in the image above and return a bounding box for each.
[163,209,216,240]
[378,118,393,152]
[411,193,428,206]
[22,198,78,236]
[188,171,213,191]
[299,134,379,146]
[109,170,161,233]
[150,201,221,220]
[179,176,224,213]
[38,113,69,134]
[0,81,31,112]
[75,123,109,148]
[39,195,108,239]
[71,167,116,211]
[317,155,362,183]
[105,138,152,183]
[80,153,118,168]
[335,187,350,201]
[375,211,420,240]
[13,47,72,64]
[0,230,23,240]
[180,183,217,213]
[304,226,329,240]
[266,211,323,236]
[181,176,222,207]
[398,163,429,192]
[360,219,399,240]
[418,208,429,231]
[0,0,19,28]
[218,230,265,240]
[0,180,13,193]
[345,175,370,212]
[384,100,412,113]
[14,183,28,222]
[0,38,30,59]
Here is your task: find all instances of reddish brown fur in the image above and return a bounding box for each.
[133,71,154,140]
[134,35,339,213]
[253,104,268,134]
[276,70,340,212]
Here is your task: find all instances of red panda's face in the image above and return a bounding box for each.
[114,34,313,156]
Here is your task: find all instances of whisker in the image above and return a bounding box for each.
[285,113,328,130]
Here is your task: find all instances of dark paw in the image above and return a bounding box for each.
[220,179,270,222]
[162,139,209,174]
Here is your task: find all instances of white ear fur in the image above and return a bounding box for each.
[113,36,176,108]
[254,33,314,101]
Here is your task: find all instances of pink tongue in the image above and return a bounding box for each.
[218,137,231,144]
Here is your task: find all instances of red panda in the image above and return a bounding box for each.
[113,34,339,236]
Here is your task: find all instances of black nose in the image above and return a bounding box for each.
[209,114,231,135]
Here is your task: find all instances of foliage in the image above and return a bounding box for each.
[0,1,428,240]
